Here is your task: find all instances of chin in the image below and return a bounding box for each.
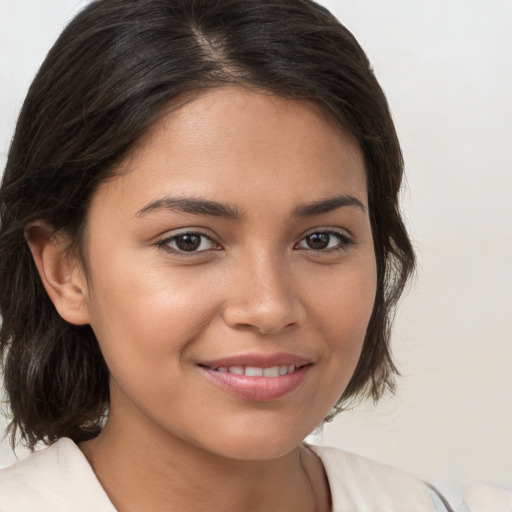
[216,439,302,462]
[194,421,311,462]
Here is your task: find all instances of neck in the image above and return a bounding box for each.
[79,416,330,512]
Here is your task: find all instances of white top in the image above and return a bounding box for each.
[1,438,509,511]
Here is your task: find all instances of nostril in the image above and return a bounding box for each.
[221,268,307,333]
[222,302,303,334]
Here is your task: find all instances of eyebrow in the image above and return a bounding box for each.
[293,194,366,217]
[136,197,242,219]
[136,193,366,220]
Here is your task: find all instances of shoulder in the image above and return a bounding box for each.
[310,445,439,512]
[0,438,115,512]
[462,482,512,512]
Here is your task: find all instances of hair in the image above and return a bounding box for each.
[0,0,415,449]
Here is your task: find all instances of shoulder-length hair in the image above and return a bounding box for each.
[0,0,414,448]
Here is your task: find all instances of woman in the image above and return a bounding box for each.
[0,0,455,510]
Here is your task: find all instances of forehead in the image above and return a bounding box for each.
[92,86,367,217]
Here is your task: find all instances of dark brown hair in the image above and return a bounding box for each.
[0,0,414,449]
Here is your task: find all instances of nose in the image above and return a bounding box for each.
[222,253,306,334]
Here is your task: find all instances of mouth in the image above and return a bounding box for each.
[202,364,305,377]
[197,353,313,401]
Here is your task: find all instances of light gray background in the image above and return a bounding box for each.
[1,0,511,507]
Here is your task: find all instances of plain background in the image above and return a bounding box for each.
[1,0,511,507]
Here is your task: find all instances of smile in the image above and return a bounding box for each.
[198,354,313,401]
[211,365,298,377]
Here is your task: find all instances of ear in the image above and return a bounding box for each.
[25,220,91,325]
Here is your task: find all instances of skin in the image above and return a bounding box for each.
[30,87,377,511]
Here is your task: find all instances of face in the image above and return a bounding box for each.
[79,87,376,460]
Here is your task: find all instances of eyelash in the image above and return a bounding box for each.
[296,229,354,253]
[155,229,354,255]
[155,231,220,255]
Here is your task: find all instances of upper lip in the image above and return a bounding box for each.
[199,352,312,369]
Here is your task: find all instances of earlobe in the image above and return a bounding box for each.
[25,220,91,325]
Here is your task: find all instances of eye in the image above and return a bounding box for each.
[157,232,219,254]
[295,230,353,251]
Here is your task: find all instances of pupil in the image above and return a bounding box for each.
[176,234,201,251]
[307,233,329,249]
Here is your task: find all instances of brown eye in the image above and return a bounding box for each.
[175,234,202,252]
[305,233,330,250]
[296,230,353,252]
[159,232,218,253]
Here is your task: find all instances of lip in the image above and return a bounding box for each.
[198,352,313,401]
[200,352,311,369]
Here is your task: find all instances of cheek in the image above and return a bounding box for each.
[309,256,376,335]
[84,260,222,373]
[309,257,377,381]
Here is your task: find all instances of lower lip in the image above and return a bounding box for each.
[199,365,312,401]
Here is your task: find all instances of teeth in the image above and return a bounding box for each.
[245,366,262,376]
[214,365,298,377]
[263,366,279,377]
